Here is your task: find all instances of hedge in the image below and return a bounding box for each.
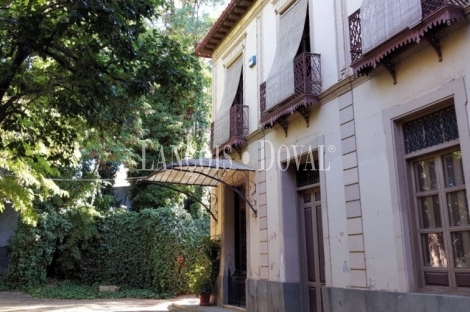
[3,205,209,296]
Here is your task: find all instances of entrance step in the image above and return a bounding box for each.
[168,303,245,312]
[222,305,246,311]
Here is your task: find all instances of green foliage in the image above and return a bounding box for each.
[0,0,209,221]
[3,205,209,296]
[4,204,100,289]
[188,262,213,295]
[0,136,68,223]
[187,236,220,295]
[129,183,184,212]
[201,236,221,285]
[28,281,167,300]
[127,0,219,216]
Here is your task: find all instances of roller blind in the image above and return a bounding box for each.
[361,0,422,53]
[265,0,308,110]
[213,57,243,147]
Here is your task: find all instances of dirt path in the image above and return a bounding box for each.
[0,292,199,312]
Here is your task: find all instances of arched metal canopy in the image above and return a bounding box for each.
[145,158,257,217]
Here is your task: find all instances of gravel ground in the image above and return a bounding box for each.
[0,292,199,312]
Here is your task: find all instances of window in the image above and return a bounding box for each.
[406,106,470,290]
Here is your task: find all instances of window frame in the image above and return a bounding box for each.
[382,78,470,293]
[406,144,470,292]
[397,99,470,294]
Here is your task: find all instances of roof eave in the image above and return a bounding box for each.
[195,0,254,58]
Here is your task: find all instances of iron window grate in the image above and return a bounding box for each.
[297,161,320,188]
[403,106,459,154]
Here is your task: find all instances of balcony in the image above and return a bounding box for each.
[211,104,248,156]
[349,0,468,84]
[260,52,321,136]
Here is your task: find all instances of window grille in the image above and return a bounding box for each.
[296,161,320,187]
[403,107,459,154]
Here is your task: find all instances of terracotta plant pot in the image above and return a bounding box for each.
[199,293,211,306]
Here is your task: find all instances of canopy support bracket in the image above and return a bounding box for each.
[177,169,258,218]
[150,182,218,223]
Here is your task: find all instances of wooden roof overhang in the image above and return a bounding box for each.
[195,0,255,58]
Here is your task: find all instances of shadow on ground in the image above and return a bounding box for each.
[0,291,199,312]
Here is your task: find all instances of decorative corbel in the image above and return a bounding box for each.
[297,105,310,127]
[381,56,397,85]
[424,32,442,62]
[276,116,288,137]
[233,144,243,159]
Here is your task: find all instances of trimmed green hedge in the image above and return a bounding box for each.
[3,205,209,296]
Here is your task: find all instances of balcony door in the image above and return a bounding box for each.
[296,10,310,55]
[299,188,325,312]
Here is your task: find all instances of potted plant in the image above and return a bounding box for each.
[188,262,213,306]
[188,236,221,306]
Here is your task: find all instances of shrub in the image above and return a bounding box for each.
[4,205,209,296]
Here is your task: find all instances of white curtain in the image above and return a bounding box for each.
[361,0,422,53]
[265,0,308,110]
[213,58,243,147]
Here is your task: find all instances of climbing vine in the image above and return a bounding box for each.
[3,205,209,296]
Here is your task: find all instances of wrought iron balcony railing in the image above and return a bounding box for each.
[259,52,321,135]
[230,104,249,139]
[211,104,248,156]
[349,0,468,84]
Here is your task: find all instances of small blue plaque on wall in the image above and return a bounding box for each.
[248,55,256,68]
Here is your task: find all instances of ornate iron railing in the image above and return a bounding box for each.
[348,0,469,65]
[230,104,249,139]
[259,52,321,122]
[210,105,248,155]
[403,106,458,154]
[294,52,322,97]
[260,82,266,116]
[228,269,246,307]
[422,0,469,17]
[349,9,362,63]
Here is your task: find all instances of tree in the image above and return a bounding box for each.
[127,0,225,216]
[0,0,205,220]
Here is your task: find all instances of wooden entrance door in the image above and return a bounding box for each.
[228,186,247,307]
[299,188,325,312]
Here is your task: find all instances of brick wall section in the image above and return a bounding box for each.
[258,140,269,280]
[338,92,367,288]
